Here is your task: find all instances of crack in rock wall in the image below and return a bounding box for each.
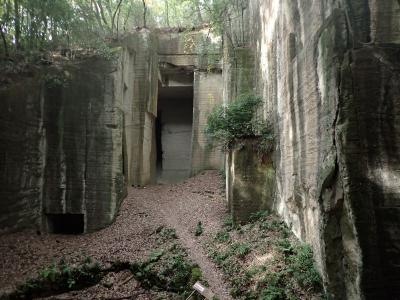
[224,0,400,298]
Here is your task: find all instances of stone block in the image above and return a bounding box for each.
[227,139,275,224]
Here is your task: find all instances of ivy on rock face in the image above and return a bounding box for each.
[205,94,274,152]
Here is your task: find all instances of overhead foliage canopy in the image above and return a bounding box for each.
[0,0,246,56]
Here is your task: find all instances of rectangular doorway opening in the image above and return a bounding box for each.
[156,72,194,183]
[46,213,85,234]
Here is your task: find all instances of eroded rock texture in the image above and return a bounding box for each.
[224,0,400,298]
[0,28,224,234]
[227,139,275,224]
[117,29,224,186]
[0,58,126,233]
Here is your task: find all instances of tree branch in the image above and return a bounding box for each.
[111,0,123,34]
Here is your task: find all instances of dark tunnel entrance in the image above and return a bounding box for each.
[46,214,85,234]
[156,70,194,183]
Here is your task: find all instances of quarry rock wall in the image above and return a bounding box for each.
[0,28,224,233]
[227,139,275,224]
[1,3,399,298]
[120,29,224,187]
[0,58,126,233]
[157,30,224,177]
[222,0,400,298]
[191,71,224,174]
[120,30,159,187]
[0,75,45,232]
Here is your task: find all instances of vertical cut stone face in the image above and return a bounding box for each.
[191,72,224,174]
[0,28,225,234]
[121,30,159,187]
[156,29,224,177]
[224,0,400,298]
[0,57,126,233]
[339,47,400,298]
[158,86,193,182]
[157,29,222,69]
[0,78,44,231]
[223,47,256,105]
[228,140,275,224]
[122,29,224,186]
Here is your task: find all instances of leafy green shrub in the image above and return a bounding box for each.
[229,273,252,298]
[9,258,103,299]
[259,219,290,237]
[158,227,177,239]
[205,94,273,151]
[205,212,325,300]
[260,284,286,300]
[223,215,234,230]
[148,249,165,263]
[128,228,204,296]
[190,267,202,283]
[229,242,251,258]
[215,229,230,242]
[7,227,203,300]
[94,41,119,61]
[249,210,269,222]
[276,238,295,256]
[288,244,322,289]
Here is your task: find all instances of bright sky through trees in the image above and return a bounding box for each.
[0,0,240,55]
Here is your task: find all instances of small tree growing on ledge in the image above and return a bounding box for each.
[205,94,274,153]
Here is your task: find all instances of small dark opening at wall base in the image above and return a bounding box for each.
[46,214,85,234]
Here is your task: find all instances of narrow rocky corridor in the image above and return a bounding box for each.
[0,171,232,299]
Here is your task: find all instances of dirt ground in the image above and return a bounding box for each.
[0,171,232,299]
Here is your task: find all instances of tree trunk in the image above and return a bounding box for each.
[116,4,121,36]
[96,0,111,32]
[111,0,123,34]
[165,0,169,27]
[92,0,105,32]
[0,23,9,57]
[104,0,114,21]
[195,0,203,24]
[14,0,20,49]
[142,0,147,28]
[123,3,133,32]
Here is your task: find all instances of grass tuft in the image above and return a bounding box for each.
[205,212,325,299]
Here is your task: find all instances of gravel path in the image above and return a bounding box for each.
[0,171,232,299]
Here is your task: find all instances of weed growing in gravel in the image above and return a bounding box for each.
[218,168,226,180]
[157,226,177,239]
[230,242,251,258]
[205,212,325,299]
[4,258,103,299]
[130,242,202,295]
[195,221,204,236]
[288,244,322,289]
[4,227,204,300]
[214,229,230,242]
[223,215,235,230]
[249,210,269,221]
